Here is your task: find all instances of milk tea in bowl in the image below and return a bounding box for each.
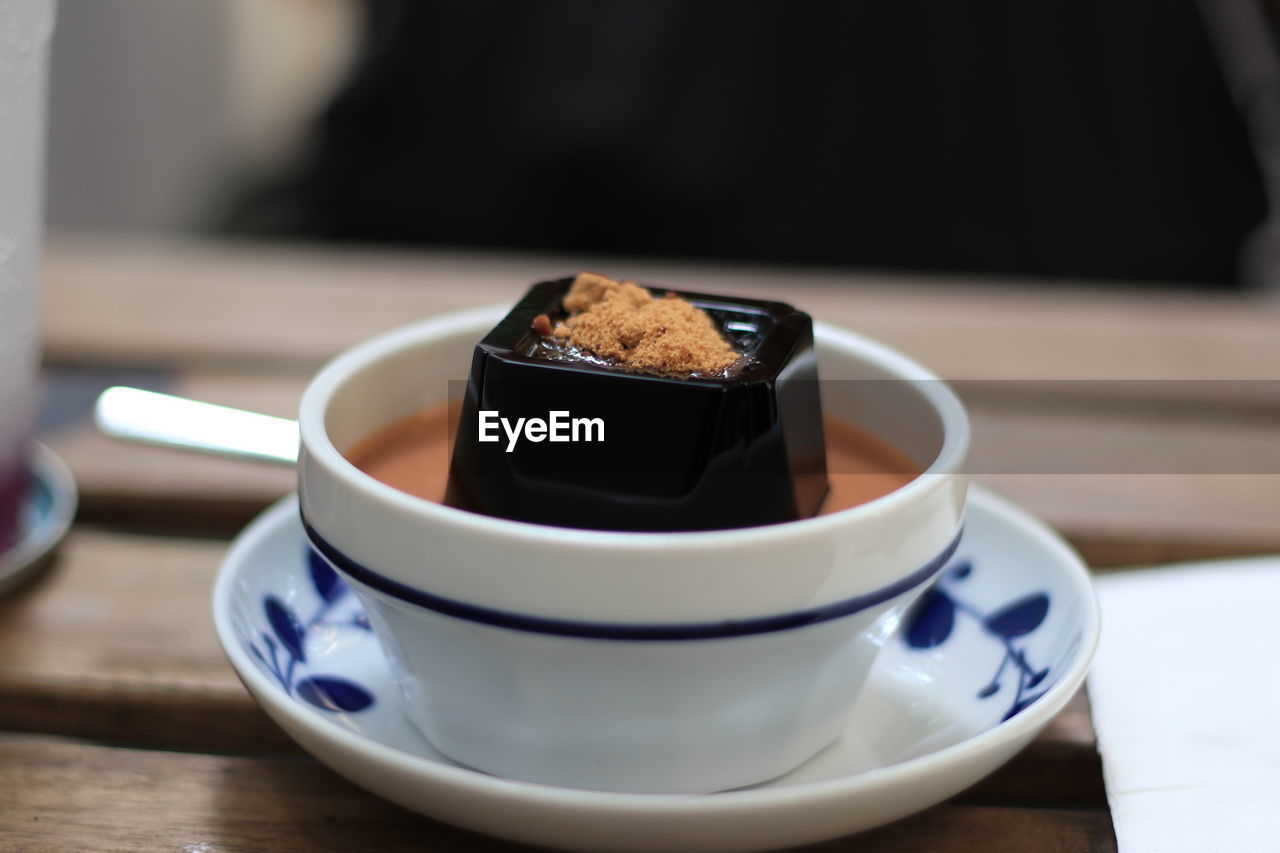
[297,273,968,793]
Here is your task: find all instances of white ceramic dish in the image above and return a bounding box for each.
[213,485,1099,853]
[297,306,969,792]
[0,443,77,597]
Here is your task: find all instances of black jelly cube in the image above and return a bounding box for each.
[444,277,828,531]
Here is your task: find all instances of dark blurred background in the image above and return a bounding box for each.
[47,0,1278,289]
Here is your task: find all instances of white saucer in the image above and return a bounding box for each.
[213,486,1099,853]
[0,444,78,597]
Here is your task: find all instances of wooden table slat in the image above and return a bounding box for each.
[42,238,1280,381]
[0,734,1114,852]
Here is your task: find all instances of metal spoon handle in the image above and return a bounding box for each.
[94,386,298,466]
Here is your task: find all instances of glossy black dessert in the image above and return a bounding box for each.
[444,276,828,531]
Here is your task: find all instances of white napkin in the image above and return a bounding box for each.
[1089,557,1280,852]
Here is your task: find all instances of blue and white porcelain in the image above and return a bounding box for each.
[293,307,969,793]
[0,443,77,597]
[213,486,1099,853]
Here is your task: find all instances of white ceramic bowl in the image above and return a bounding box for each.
[297,305,968,793]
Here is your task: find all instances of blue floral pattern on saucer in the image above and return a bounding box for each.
[904,559,1051,721]
[245,550,376,713]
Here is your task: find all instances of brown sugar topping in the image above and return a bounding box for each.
[531,313,554,336]
[537,272,739,375]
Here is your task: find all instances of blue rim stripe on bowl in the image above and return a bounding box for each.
[301,514,961,641]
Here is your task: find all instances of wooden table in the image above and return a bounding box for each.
[4,237,1279,850]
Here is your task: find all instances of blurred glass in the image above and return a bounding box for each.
[0,0,52,549]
